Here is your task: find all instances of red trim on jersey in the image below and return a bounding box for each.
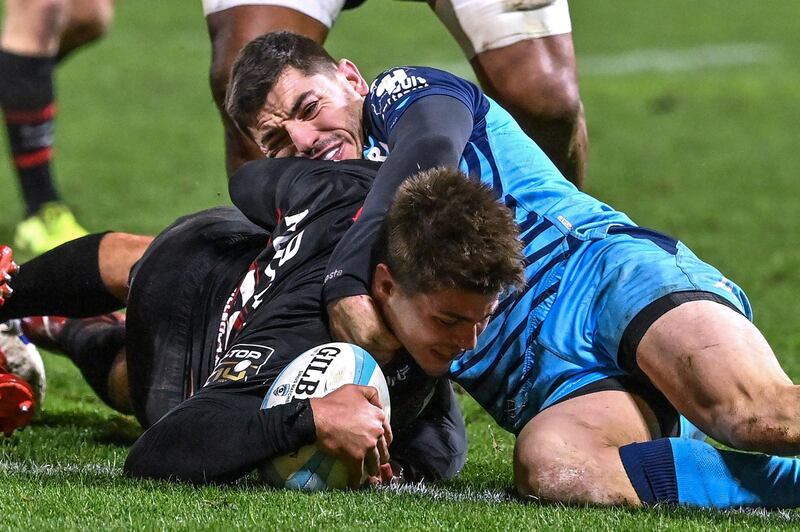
[4,103,56,124]
[276,208,283,225]
[14,147,52,169]
[352,207,363,221]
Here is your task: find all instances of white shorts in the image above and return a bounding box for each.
[201,0,347,28]
[201,0,571,57]
[432,0,572,57]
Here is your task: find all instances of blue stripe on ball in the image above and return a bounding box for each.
[352,346,376,386]
[286,450,331,491]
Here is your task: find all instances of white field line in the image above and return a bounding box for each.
[0,460,121,477]
[578,43,780,75]
[2,460,799,520]
[377,481,516,504]
[434,42,780,79]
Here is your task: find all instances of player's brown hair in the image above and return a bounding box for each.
[225,31,337,138]
[377,167,525,296]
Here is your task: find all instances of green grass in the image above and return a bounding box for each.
[2,0,800,528]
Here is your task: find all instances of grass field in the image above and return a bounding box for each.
[1,0,800,529]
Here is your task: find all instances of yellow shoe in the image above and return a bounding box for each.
[14,203,89,256]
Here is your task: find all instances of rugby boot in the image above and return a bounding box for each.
[14,202,88,256]
[0,343,36,437]
[0,322,46,405]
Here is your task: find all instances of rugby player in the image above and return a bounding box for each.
[0,159,524,487]
[203,0,587,186]
[1,0,114,254]
[224,31,800,508]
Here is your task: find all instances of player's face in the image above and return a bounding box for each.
[249,60,369,160]
[372,264,499,376]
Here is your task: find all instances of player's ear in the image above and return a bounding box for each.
[371,263,396,304]
[337,59,369,96]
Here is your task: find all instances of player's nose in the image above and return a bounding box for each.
[453,323,479,351]
[285,121,319,156]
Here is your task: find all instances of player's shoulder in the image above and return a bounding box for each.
[368,66,466,99]
[366,65,483,126]
[230,158,378,215]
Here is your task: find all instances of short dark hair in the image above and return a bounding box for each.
[225,31,337,138]
[378,167,525,296]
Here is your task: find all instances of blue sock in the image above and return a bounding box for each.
[619,438,800,509]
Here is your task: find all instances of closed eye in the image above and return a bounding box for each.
[300,100,318,119]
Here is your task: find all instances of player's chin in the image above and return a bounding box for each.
[417,351,453,377]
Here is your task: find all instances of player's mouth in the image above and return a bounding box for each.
[431,348,460,363]
[314,142,343,161]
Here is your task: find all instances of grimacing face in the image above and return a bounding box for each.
[371,264,499,376]
[248,60,369,160]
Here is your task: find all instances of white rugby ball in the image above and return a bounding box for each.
[260,342,390,491]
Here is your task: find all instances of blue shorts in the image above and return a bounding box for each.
[453,225,752,435]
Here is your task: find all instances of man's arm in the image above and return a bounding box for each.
[322,96,473,353]
[124,384,390,486]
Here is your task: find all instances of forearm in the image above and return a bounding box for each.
[124,392,315,483]
[322,96,473,302]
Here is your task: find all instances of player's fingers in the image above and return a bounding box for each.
[377,434,390,465]
[345,457,365,490]
[382,416,393,448]
[361,385,384,410]
[365,445,381,478]
[379,462,394,485]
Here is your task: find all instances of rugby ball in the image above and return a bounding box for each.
[260,342,390,491]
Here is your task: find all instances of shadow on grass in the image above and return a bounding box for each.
[33,410,142,446]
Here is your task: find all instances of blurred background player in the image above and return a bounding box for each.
[203,0,587,187]
[0,0,115,255]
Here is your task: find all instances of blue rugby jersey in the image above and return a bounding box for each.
[362,66,636,432]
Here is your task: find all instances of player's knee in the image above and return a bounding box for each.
[59,0,114,50]
[496,66,582,127]
[514,431,610,505]
[722,386,800,454]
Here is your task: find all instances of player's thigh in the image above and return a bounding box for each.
[126,207,265,427]
[514,389,657,506]
[637,300,799,453]
[64,0,113,29]
[428,0,579,108]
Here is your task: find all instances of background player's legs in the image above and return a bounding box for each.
[205,6,330,176]
[515,389,800,508]
[469,36,586,188]
[637,300,800,455]
[427,0,587,187]
[22,313,131,413]
[0,0,113,255]
[57,0,114,59]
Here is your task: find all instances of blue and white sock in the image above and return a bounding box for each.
[619,438,800,508]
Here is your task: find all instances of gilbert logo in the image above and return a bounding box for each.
[374,69,427,97]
